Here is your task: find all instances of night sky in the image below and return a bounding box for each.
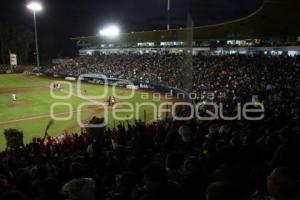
[0,0,262,58]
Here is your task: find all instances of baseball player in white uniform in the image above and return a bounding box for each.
[12,94,16,103]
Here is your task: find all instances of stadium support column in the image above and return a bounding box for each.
[33,11,40,68]
[167,0,170,30]
[182,12,194,93]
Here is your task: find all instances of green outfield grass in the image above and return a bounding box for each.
[0,74,164,150]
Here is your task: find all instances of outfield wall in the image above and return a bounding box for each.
[41,72,187,98]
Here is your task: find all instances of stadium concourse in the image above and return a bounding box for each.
[0,53,300,200]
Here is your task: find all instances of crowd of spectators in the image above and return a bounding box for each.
[47,54,300,104]
[0,65,25,74]
[0,65,9,74]
[48,54,183,87]
[0,117,299,200]
[1,53,300,200]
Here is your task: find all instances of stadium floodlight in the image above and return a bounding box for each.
[27,2,43,12]
[99,25,120,39]
[27,1,42,68]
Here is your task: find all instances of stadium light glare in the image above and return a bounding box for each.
[99,25,120,38]
[27,2,43,12]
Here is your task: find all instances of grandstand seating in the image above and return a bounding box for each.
[1,54,300,200]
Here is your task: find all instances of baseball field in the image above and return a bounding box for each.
[0,74,167,150]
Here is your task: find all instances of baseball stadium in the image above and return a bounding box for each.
[0,74,170,149]
[0,0,300,199]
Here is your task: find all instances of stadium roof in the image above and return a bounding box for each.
[71,0,300,44]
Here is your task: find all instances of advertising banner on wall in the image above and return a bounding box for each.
[10,53,17,66]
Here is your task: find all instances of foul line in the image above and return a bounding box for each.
[0,108,90,125]
[0,89,108,125]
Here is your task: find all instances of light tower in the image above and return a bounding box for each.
[27,1,43,67]
[167,0,171,30]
